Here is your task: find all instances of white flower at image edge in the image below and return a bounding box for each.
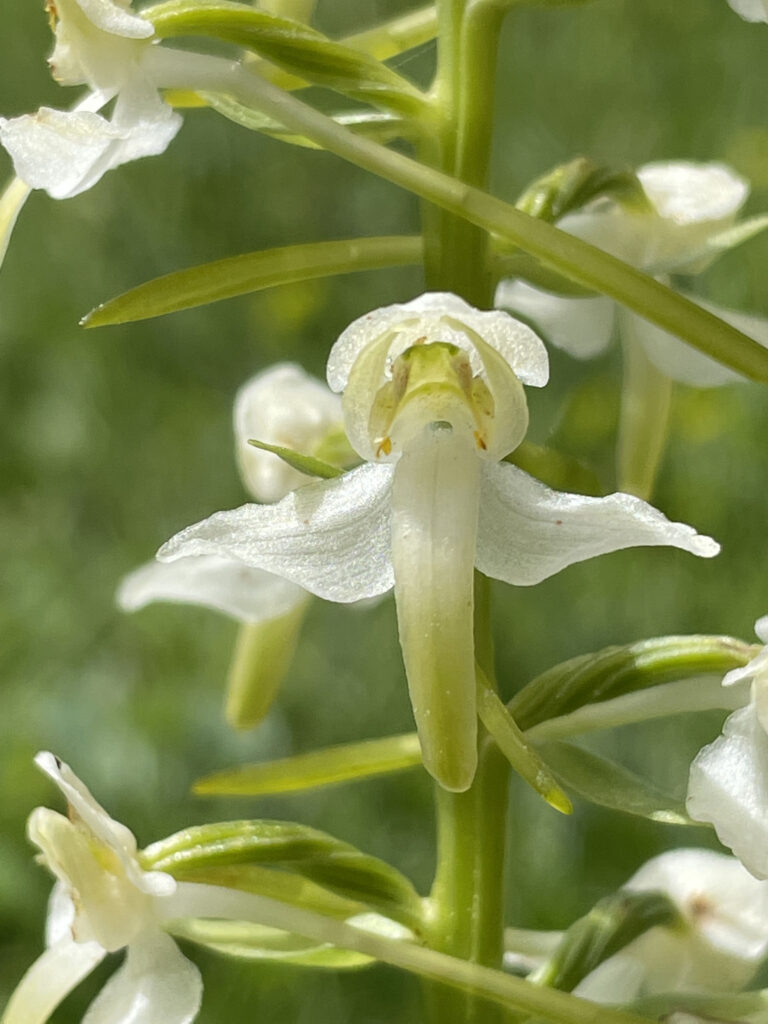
[1,752,203,1024]
[728,0,768,22]
[576,849,768,1003]
[156,293,719,793]
[687,617,768,879]
[497,161,768,388]
[0,0,182,198]
[118,364,343,643]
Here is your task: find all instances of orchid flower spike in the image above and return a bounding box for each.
[728,0,768,21]
[156,293,718,793]
[497,161,768,388]
[118,364,346,729]
[687,617,768,879]
[2,752,204,1024]
[577,849,768,1003]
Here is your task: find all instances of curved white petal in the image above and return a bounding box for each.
[495,280,616,360]
[158,464,395,603]
[688,705,768,880]
[234,363,343,502]
[575,953,646,1004]
[391,427,480,792]
[0,105,181,199]
[82,931,202,1024]
[476,462,719,586]
[33,753,175,900]
[638,162,749,228]
[0,177,31,272]
[626,848,768,964]
[626,296,768,388]
[756,616,768,644]
[1,937,105,1024]
[74,0,155,38]
[46,883,77,948]
[728,0,768,21]
[118,554,307,623]
[327,292,548,391]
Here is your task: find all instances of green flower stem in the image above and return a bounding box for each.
[616,332,673,500]
[345,5,439,63]
[174,887,655,1024]
[152,52,768,380]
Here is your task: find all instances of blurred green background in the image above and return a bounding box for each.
[2,0,768,1019]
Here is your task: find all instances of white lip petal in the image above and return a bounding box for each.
[390,427,480,792]
[0,105,181,199]
[75,0,155,38]
[118,554,308,623]
[81,931,202,1024]
[475,462,719,587]
[1,937,105,1024]
[158,464,395,603]
[495,280,616,360]
[688,704,768,881]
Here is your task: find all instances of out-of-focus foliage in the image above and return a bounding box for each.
[1,0,767,1020]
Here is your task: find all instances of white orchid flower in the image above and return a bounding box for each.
[577,849,768,1003]
[687,617,768,880]
[2,751,204,1024]
[0,0,188,199]
[156,293,719,792]
[728,0,768,22]
[119,364,345,728]
[496,161,768,388]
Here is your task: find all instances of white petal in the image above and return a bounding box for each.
[158,464,395,603]
[475,462,719,587]
[391,427,480,792]
[638,161,749,229]
[82,931,202,1024]
[0,177,31,271]
[1,936,105,1024]
[688,705,768,880]
[327,291,548,391]
[627,296,768,388]
[575,954,646,1004]
[495,280,616,360]
[46,883,77,948]
[234,363,342,502]
[74,0,155,37]
[755,616,768,644]
[722,645,768,689]
[0,104,181,199]
[728,0,768,21]
[117,554,307,623]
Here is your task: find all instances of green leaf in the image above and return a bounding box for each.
[505,440,602,496]
[194,732,422,795]
[534,741,695,825]
[510,634,755,733]
[82,235,422,327]
[141,820,424,930]
[247,439,342,480]
[202,92,409,149]
[146,1,430,119]
[167,916,374,968]
[476,673,572,814]
[515,157,652,224]
[533,889,680,992]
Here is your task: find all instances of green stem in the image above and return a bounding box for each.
[616,328,673,500]
[152,52,768,381]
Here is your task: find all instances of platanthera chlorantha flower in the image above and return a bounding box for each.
[156,293,718,793]
[687,617,768,880]
[119,363,346,729]
[496,161,768,388]
[0,0,184,198]
[2,751,204,1024]
[728,0,768,21]
[577,849,768,1003]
